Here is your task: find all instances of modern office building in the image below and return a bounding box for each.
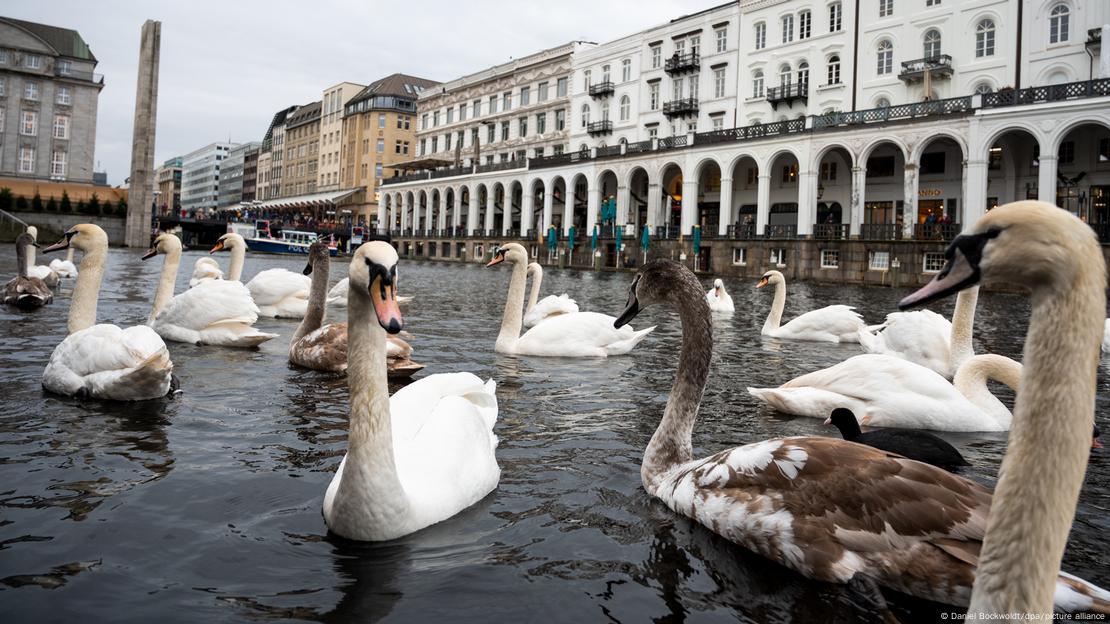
[217,141,261,209]
[180,142,236,214]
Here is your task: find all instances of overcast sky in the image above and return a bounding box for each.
[7,0,704,186]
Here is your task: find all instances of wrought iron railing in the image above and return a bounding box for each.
[587,120,613,135]
[765,224,798,239]
[860,223,901,241]
[813,223,849,240]
[727,223,757,239]
[625,140,652,155]
[475,160,525,174]
[664,51,700,74]
[913,222,961,241]
[662,98,699,117]
[981,78,1110,108]
[766,83,809,107]
[596,144,622,157]
[588,81,615,97]
[900,55,953,81]
[657,135,689,150]
[430,165,472,179]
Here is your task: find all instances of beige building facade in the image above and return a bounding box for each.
[318,82,364,192]
[282,101,321,197]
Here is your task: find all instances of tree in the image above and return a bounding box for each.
[15,195,29,212]
[60,191,72,213]
[115,198,127,217]
[31,193,44,212]
[87,193,100,216]
[46,196,58,212]
[76,199,90,215]
[0,187,12,212]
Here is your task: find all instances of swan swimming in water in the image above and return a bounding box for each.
[189,257,223,287]
[858,286,978,378]
[23,226,60,288]
[210,233,311,318]
[4,232,53,309]
[611,205,1109,614]
[756,270,863,342]
[48,246,79,279]
[705,278,734,313]
[523,262,578,328]
[322,241,499,541]
[327,277,412,307]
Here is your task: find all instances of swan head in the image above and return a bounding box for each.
[15,232,37,250]
[615,259,705,328]
[756,270,784,289]
[713,278,725,294]
[351,241,403,334]
[486,243,527,267]
[25,225,38,241]
[900,201,1102,309]
[303,240,330,275]
[42,224,107,254]
[210,233,246,254]
[141,231,182,261]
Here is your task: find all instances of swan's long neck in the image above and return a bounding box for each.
[27,241,36,267]
[149,245,181,324]
[69,244,106,333]
[333,281,410,533]
[293,259,329,344]
[16,239,29,278]
[968,263,1104,616]
[496,259,527,351]
[65,247,74,263]
[228,244,245,281]
[643,273,712,493]
[948,286,978,373]
[526,264,541,313]
[762,279,786,333]
[952,354,1020,428]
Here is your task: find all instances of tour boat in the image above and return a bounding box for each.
[228,221,339,256]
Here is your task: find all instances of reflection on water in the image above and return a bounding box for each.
[0,247,1106,622]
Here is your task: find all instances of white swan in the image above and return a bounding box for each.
[189,257,223,287]
[613,221,1108,615]
[1102,319,1110,354]
[523,262,578,328]
[859,286,978,377]
[40,224,174,400]
[705,278,734,313]
[327,277,413,307]
[48,247,79,279]
[142,232,277,348]
[322,241,499,541]
[24,227,59,288]
[487,243,653,357]
[898,200,1109,615]
[747,353,1019,432]
[756,270,863,342]
[210,232,310,318]
[4,232,53,309]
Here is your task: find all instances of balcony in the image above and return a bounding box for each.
[664,51,700,74]
[766,83,808,110]
[913,222,961,241]
[899,55,953,83]
[662,98,699,118]
[813,223,849,240]
[588,81,615,98]
[860,223,901,241]
[727,223,757,239]
[586,120,613,136]
[765,224,798,239]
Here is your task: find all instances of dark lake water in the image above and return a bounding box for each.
[0,246,1106,623]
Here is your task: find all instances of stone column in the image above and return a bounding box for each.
[413,196,422,233]
[717,177,733,236]
[902,163,918,238]
[521,188,534,235]
[681,179,698,235]
[425,197,434,234]
[439,197,448,232]
[401,194,410,230]
[467,190,479,235]
[562,194,573,235]
[542,185,554,231]
[616,184,630,226]
[376,201,385,233]
[797,170,818,237]
[454,190,463,229]
[1037,154,1057,205]
[485,189,496,234]
[849,166,866,238]
[964,159,988,228]
[646,183,661,229]
[125,20,161,248]
[586,181,600,235]
[756,174,771,235]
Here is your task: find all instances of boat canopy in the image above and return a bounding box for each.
[220,188,363,211]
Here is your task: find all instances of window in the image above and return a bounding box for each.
[57,59,72,75]
[649,83,660,109]
[867,155,895,177]
[820,161,837,181]
[19,147,34,173]
[520,86,530,106]
[651,45,661,69]
[878,0,893,18]
[827,55,842,84]
[1049,4,1069,44]
[672,77,684,100]
[820,250,839,269]
[553,144,565,155]
[797,61,809,88]
[23,54,41,69]
[519,116,527,137]
[486,124,495,144]
[926,0,940,5]
[752,70,765,98]
[584,69,592,90]
[870,250,890,271]
[502,91,512,111]
[458,104,467,122]
[473,99,482,116]
[755,23,766,50]
[376,138,385,152]
[1099,138,1110,162]
[716,27,728,53]
[770,248,786,266]
[923,29,942,58]
[973,82,994,95]
[829,3,842,32]
[0,109,4,133]
[712,116,724,131]
[421,113,428,129]
[375,164,383,178]
[51,150,66,177]
[378,113,386,128]
[781,164,798,183]
[714,68,726,98]
[688,75,699,99]
[0,49,7,64]
[622,59,631,82]
[555,109,566,130]
[20,110,37,136]
[446,107,454,124]
[556,77,568,96]
[489,95,498,114]
[877,40,893,75]
[690,36,700,55]
[779,64,792,87]
[919,252,947,273]
[648,127,659,139]
[581,104,591,127]
[799,11,812,40]
[538,82,549,101]
[500,121,510,141]
[53,115,69,139]
[732,248,747,265]
[876,96,891,108]
[619,95,631,121]
[976,20,996,57]
[782,15,794,43]
[536,112,546,134]
[1058,140,1075,165]
[24,82,39,101]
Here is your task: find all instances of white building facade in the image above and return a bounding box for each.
[181,142,236,214]
[379,0,1110,264]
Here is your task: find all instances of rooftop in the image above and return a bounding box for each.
[348,73,440,108]
[0,16,98,62]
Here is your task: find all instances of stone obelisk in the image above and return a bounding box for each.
[125,20,161,247]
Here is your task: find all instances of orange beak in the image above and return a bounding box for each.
[371,277,403,334]
[486,255,504,268]
[210,240,225,254]
[756,278,768,289]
